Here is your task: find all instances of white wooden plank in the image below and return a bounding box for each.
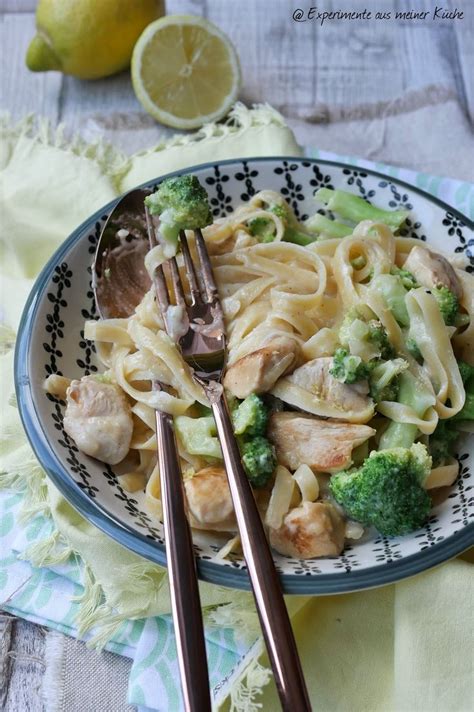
[4,619,46,712]
[205,0,318,110]
[314,23,405,108]
[166,0,206,13]
[0,13,62,122]
[453,13,474,122]
[0,0,203,13]
[59,73,140,128]
[2,0,472,128]
[0,0,36,11]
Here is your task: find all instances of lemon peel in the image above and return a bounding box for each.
[26,0,163,79]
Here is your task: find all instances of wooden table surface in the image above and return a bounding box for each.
[1,0,473,151]
[1,1,473,710]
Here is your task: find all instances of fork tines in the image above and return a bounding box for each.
[178,229,219,305]
[144,210,224,351]
[179,231,201,304]
[152,229,219,312]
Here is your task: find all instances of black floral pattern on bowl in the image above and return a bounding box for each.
[445,213,474,271]
[235,161,259,201]
[205,166,233,217]
[343,168,375,199]
[378,181,414,211]
[299,163,335,221]
[274,161,305,217]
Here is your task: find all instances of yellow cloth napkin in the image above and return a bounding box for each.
[1,108,473,711]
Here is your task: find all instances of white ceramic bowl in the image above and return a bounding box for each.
[15,157,474,593]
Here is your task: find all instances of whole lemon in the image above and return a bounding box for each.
[26,0,164,79]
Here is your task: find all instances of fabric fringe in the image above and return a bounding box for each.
[208,601,260,643]
[1,102,286,178]
[0,456,50,522]
[0,461,124,648]
[208,601,273,708]
[71,565,150,650]
[0,112,129,189]
[0,457,160,650]
[72,569,147,650]
[132,102,288,157]
[228,659,272,712]
[113,562,168,605]
[19,531,73,568]
[116,561,164,591]
[72,566,109,636]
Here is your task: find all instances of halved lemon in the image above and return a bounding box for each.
[131,15,241,129]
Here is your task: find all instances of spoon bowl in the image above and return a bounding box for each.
[93,189,152,319]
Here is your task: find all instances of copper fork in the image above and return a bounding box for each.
[145,224,211,712]
[146,214,312,712]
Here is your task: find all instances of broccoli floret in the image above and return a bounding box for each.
[432,286,459,326]
[315,188,409,230]
[453,393,474,421]
[240,436,277,488]
[269,204,289,222]
[338,310,394,361]
[264,201,317,246]
[429,420,459,467]
[329,443,432,535]
[458,360,474,387]
[231,393,275,486]
[451,360,474,421]
[329,348,371,384]
[371,274,410,327]
[247,216,276,243]
[391,266,419,290]
[145,175,212,254]
[367,320,395,360]
[369,358,409,403]
[232,394,269,437]
[372,378,399,404]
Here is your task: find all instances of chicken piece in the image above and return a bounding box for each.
[63,376,133,465]
[403,245,462,299]
[268,412,375,473]
[184,466,236,532]
[271,357,374,423]
[269,501,345,558]
[223,336,300,399]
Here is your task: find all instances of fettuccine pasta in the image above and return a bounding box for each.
[45,186,474,559]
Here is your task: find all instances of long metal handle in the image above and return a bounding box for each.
[211,395,312,711]
[155,410,212,712]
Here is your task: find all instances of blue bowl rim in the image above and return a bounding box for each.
[14,155,474,595]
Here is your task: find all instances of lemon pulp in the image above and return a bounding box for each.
[132,16,241,129]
